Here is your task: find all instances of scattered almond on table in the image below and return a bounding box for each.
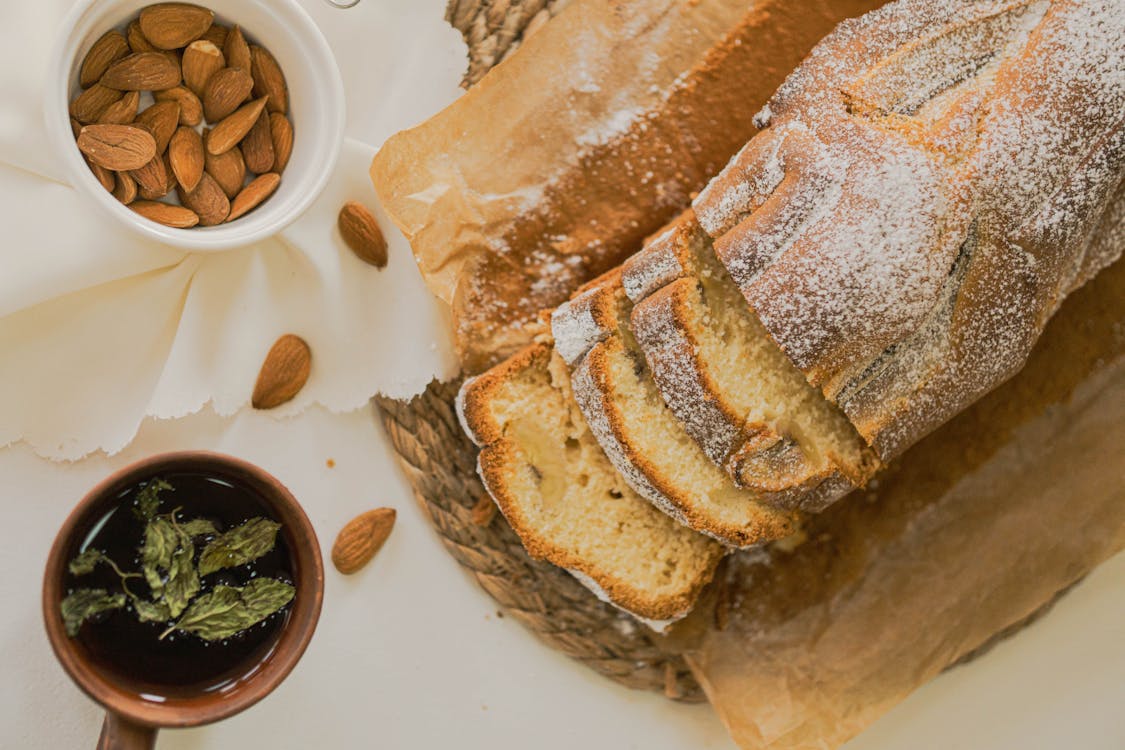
[252,333,312,409]
[69,3,293,229]
[332,508,396,575]
[338,201,389,268]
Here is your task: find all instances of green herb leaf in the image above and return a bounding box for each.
[162,533,200,619]
[198,518,281,576]
[68,548,110,576]
[140,517,179,597]
[180,518,218,537]
[168,578,294,641]
[132,598,172,624]
[61,589,126,637]
[133,477,173,520]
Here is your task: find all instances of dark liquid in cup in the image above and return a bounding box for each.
[65,472,293,697]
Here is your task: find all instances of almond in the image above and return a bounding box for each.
[138,3,215,50]
[228,172,280,221]
[131,155,171,200]
[131,200,200,228]
[169,126,205,191]
[182,40,224,97]
[252,334,311,409]
[70,117,83,139]
[241,110,274,173]
[86,157,116,193]
[96,90,140,125]
[126,20,158,54]
[134,100,180,154]
[178,171,229,226]
[113,171,138,204]
[154,86,203,126]
[269,113,293,173]
[77,124,157,171]
[331,508,396,575]
[79,30,130,88]
[223,25,252,73]
[200,23,230,49]
[206,96,267,155]
[204,143,246,198]
[101,52,182,91]
[162,151,179,195]
[338,201,389,268]
[202,67,253,122]
[70,83,123,123]
[250,45,288,115]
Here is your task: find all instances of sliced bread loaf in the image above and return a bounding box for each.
[623,219,877,511]
[551,268,799,547]
[456,342,725,621]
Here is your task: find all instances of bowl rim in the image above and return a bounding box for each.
[45,0,346,253]
[41,450,325,728]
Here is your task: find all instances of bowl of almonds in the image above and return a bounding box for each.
[47,0,346,251]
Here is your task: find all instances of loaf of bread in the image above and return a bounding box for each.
[457,0,1123,620]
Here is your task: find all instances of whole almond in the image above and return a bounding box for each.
[138,3,215,50]
[101,52,182,91]
[182,40,224,97]
[204,143,246,198]
[96,90,140,125]
[241,110,274,173]
[134,100,180,154]
[250,45,287,115]
[70,83,123,123]
[78,124,156,171]
[131,200,200,228]
[228,172,280,221]
[269,113,293,173]
[207,96,267,155]
[178,171,229,226]
[169,126,205,191]
[200,23,230,49]
[202,67,253,122]
[223,25,252,73]
[154,86,203,126]
[131,155,170,200]
[126,20,158,54]
[113,171,138,204]
[70,117,84,139]
[79,30,130,88]
[332,508,396,575]
[86,158,116,193]
[338,202,389,268]
[252,334,311,409]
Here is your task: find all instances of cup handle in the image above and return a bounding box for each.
[96,713,157,750]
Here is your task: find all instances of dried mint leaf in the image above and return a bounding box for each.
[180,518,218,537]
[162,531,200,619]
[141,517,179,597]
[198,517,281,576]
[68,548,110,576]
[61,589,126,637]
[169,578,295,641]
[133,477,173,520]
[132,598,172,624]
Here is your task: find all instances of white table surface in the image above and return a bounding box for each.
[2,1,1122,748]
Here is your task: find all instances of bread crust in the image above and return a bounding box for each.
[692,0,1125,458]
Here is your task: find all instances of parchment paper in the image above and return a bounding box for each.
[371,0,886,371]
[672,255,1125,750]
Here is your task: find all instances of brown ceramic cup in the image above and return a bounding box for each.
[43,451,325,750]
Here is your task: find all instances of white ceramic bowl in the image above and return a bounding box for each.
[46,0,346,252]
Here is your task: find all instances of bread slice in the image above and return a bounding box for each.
[551,268,799,547]
[456,342,725,621]
[623,219,877,511]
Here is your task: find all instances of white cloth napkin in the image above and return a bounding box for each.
[0,0,465,460]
